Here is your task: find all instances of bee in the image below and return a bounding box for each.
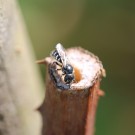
[51,43,75,84]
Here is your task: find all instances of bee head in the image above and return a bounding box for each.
[62,64,73,74]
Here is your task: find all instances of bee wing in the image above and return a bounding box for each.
[56,43,67,66]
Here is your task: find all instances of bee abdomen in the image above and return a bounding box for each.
[52,50,62,63]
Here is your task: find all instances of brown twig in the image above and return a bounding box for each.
[38,47,105,135]
[85,81,104,135]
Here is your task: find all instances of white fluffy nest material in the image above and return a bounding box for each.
[66,47,106,90]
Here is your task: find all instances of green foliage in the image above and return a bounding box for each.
[18,0,135,135]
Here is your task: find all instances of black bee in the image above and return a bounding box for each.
[51,43,74,84]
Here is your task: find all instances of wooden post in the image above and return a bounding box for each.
[0,0,43,135]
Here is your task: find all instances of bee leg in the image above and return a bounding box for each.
[60,73,65,79]
[55,62,62,67]
[72,79,77,83]
[53,62,62,71]
[56,69,61,70]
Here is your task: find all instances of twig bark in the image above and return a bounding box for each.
[0,0,43,135]
[39,47,105,135]
[85,81,104,135]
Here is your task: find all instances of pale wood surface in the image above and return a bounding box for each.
[0,0,43,135]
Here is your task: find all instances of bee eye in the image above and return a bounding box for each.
[62,64,73,74]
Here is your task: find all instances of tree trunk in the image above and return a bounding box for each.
[0,0,43,135]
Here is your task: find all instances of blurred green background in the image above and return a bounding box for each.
[18,0,135,135]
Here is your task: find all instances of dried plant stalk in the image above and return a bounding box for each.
[39,47,105,135]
